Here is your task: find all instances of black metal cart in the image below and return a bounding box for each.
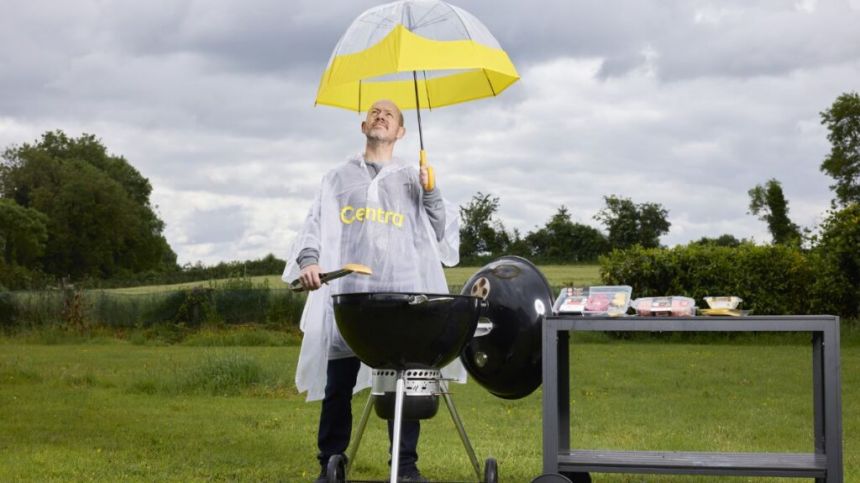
[540,315,843,482]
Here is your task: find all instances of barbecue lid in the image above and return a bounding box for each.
[460,256,553,399]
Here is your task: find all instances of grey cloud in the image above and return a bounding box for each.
[2,0,857,264]
[184,206,249,244]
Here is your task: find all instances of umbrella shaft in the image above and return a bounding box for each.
[412,71,424,150]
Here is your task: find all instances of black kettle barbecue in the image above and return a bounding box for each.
[328,256,552,483]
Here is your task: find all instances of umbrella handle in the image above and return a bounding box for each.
[419,149,435,191]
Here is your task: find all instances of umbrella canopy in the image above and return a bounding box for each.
[316,0,519,112]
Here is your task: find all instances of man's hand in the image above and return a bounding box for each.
[420,165,432,191]
[299,264,322,291]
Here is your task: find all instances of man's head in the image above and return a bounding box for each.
[362,99,405,144]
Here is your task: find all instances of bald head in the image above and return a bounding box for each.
[369,99,403,126]
[362,99,406,146]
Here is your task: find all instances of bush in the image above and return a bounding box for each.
[0,264,52,290]
[599,244,816,315]
[810,204,860,318]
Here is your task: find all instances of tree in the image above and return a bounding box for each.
[506,228,532,258]
[459,192,511,258]
[526,206,608,262]
[748,178,801,246]
[689,234,744,247]
[1,131,177,280]
[820,92,860,207]
[0,199,48,266]
[593,195,670,249]
[811,203,860,317]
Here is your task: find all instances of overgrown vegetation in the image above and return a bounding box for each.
[1,277,306,332]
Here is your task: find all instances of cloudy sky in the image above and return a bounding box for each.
[2,0,859,265]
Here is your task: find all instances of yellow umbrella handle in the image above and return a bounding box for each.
[419,149,435,191]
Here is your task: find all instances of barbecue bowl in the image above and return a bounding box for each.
[332,292,483,369]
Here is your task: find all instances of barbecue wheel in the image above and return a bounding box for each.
[326,455,346,483]
[470,277,491,299]
[483,457,498,483]
[531,474,573,483]
[562,472,592,483]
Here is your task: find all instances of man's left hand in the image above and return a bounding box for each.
[420,165,432,191]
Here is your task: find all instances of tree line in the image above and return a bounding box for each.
[458,193,671,263]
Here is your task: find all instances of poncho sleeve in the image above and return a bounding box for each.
[282,184,324,285]
[437,198,460,267]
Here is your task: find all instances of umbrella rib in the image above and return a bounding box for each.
[360,13,395,52]
[423,70,432,110]
[414,16,451,30]
[411,5,451,31]
[411,3,439,29]
[482,68,497,97]
[447,5,473,41]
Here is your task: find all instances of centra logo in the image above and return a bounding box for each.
[340,205,404,228]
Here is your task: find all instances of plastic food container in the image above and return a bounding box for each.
[633,296,696,317]
[553,287,589,315]
[583,286,632,317]
[704,296,742,310]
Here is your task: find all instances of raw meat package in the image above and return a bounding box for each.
[704,296,742,310]
[632,296,696,317]
[553,287,589,314]
[583,286,632,317]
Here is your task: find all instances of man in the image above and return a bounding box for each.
[282,99,462,482]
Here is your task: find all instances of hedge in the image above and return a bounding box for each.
[599,244,851,316]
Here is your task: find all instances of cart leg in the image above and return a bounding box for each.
[390,372,406,483]
[441,382,482,481]
[345,390,374,475]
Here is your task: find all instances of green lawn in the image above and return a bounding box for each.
[107,264,603,294]
[1,337,856,482]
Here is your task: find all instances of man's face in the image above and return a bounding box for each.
[362,101,405,143]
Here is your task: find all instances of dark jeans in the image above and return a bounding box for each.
[317,357,420,472]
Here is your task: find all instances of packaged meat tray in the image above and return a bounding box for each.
[582,285,632,317]
[632,296,696,317]
[553,287,589,315]
[704,296,743,310]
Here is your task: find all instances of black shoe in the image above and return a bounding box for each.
[398,467,428,482]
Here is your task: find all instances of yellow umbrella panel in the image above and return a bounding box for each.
[316,24,519,111]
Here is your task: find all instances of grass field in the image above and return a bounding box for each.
[107,264,603,294]
[1,335,856,482]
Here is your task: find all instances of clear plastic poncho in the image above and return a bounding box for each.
[283,154,462,401]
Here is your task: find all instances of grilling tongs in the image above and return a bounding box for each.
[289,263,372,292]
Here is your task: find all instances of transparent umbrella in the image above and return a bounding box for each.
[316,0,519,189]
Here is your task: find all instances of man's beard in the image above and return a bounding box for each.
[365,129,395,144]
